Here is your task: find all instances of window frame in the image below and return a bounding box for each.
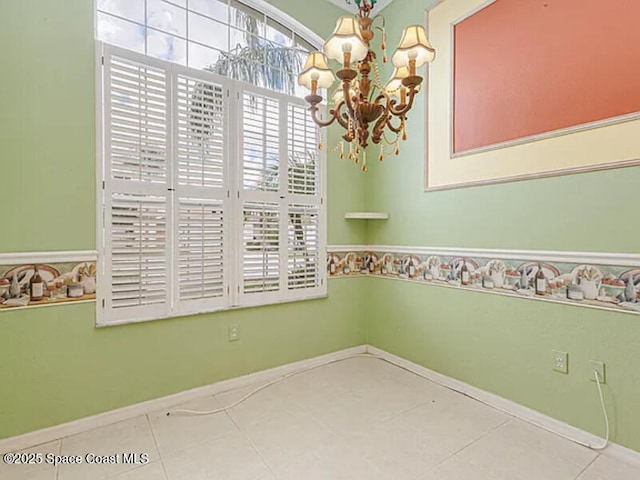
[93,0,323,80]
[95,42,327,327]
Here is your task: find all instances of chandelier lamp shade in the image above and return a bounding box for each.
[297,0,435,171]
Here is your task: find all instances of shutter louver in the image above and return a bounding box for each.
[109,56,168,184]
[242,202,281,294]
[287,204,320,290]
[110,193,169,308]
[287,103,319,196]
[176,75,225,189]
[241,92,280,191]
[178,199,225,301]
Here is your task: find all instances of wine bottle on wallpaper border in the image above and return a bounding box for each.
[461,260,470,285]
[30,265,44,302]
[535,264,547,296]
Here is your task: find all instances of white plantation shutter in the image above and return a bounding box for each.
[173,67,230,313]
[237,87,326,304]
[241,92,281,192]
[110,194,169,309]
[242,201,281,295]
[98,42,325,325]
[101,45,172,324]
[177,199,226,306]
[287,103,320,196]
[238,85,286,304]
[287,204,320,290]
[286,100,325,297]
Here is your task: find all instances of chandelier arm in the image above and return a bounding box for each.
[386,115,404,134]
[389,86,420,117]
[334,101,350,130]
[310,105,339,128]
[375,90,407,118]
[342,80,357,119]
[371,111,390,144]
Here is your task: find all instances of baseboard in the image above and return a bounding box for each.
[366,345,640,467]
[0,345,366,453]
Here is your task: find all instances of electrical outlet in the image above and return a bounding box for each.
[589,360,605,384]
[553,350,568,374]
[228,324,240,342]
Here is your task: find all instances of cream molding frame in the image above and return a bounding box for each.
[424,0,640,191]
[448,0,640,159]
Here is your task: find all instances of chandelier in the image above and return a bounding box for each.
[297,0,435,171]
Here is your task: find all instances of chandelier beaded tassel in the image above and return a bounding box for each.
[297,0,435,171]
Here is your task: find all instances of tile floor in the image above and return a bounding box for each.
[2,356,639,480]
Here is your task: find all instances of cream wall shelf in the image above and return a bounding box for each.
[344,212,389,220]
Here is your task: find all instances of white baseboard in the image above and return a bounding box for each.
[0,345,366,453]
[366,345,640,467]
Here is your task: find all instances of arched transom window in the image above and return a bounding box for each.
[96,0,320,95]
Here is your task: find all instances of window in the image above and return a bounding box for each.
[97,43,326,326]
[96,0,320,96]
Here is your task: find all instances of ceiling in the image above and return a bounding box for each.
[324,0,396,13]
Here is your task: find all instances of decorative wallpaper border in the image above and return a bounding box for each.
[327,245,640,315]
[0,251,98,312]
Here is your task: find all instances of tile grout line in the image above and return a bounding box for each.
[145,413,170,480]
[574,453,601,480]
[220,399,280,480]
[411,417,516,480]
[55,437,62,480]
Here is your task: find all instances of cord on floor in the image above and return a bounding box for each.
[167,352,610,451]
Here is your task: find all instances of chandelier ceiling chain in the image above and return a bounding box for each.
[297,0,435,171]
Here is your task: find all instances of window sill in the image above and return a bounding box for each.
[95,292,329,328]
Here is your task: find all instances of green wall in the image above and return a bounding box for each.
[365,0,640,452]
[0,0,367,438]
[2,0,639,455]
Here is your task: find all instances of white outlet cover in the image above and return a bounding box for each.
[553,351,568,374]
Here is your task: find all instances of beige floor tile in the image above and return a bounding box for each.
[458,419,598,480]
[577,454,640,480]
[274,442,387,480]
[267,367,351,410]
[417,456,500,480]
[347,415,455,478]
[162,430,271,480]
[398,389,511,453]
[107,460,167,479]
[0,440,60,480]
[215,381,302,428]
[58,416,159,480]
[305,389,396,437]
[242,411,339,471]
[148,395,237,456]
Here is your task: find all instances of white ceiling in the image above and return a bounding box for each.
[325,0,396,13]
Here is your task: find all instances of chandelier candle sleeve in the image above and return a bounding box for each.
[297,0,435,170]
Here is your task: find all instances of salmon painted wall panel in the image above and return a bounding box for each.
[453,0,640,153]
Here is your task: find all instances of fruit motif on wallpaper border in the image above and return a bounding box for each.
[0,262,97,310]
[327,251,640,314]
